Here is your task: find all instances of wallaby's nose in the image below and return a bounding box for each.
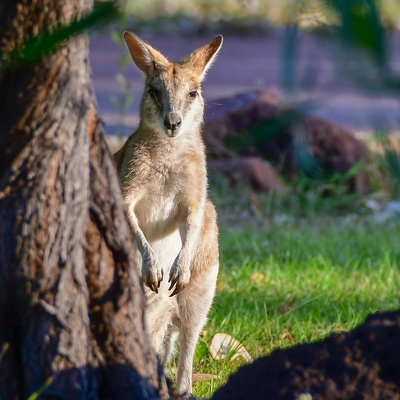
[164,112,182,133]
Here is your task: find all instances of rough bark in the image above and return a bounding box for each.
[0,1,168,399]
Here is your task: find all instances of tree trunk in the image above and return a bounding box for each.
[0,1,168,399]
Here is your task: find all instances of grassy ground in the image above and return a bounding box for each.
[175,185,400,398]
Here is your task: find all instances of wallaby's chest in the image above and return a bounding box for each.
[134,183,182,240]
[127,139,205,240]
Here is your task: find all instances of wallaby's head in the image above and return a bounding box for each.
[124,32,223,138]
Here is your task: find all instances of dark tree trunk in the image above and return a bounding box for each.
[0,1,168,399]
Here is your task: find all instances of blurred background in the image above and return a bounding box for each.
[91,0,400,221]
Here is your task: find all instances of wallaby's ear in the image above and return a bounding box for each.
[182,35,223,81]
[123,32,168,76]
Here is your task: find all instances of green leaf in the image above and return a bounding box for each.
[110,95,120,108]
[384,144,400,189]
[27,376,54,400]
[293,130,326,180]
[323,0,386,65]
[126,93,135,105]
[111,30,123,45]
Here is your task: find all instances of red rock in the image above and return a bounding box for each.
[209,157,287,194]
[203,91,368,189]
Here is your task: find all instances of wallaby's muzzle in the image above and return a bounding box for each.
[164,112,182,137]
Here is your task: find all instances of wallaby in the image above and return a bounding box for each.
[114,32,223,395]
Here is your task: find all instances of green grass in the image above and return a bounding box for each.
[186,213,400,398]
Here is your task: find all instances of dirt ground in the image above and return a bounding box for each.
[89,28,400,141]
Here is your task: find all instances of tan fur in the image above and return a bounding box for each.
[114,32,223,395]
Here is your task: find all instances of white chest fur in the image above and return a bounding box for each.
[134,189,182,242]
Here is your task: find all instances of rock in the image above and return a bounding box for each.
[212,310,400,400]
[209,333,253,363]
[204,91,282,143]
[365,200,400,223]
[192,374,219,383]
[204,91,291,163]
[302,116,367,175]
[203,90,369,185]
[209,157,287,193]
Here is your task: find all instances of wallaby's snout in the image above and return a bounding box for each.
[164,112,182,136]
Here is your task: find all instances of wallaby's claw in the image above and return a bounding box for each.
[169,286,180,297]
[169,282,187,297]
[143,261,164,293]
[168,266,182,291]
[168,275,179,291]
[158,269,164,289]
[168,264,190,295]
[147,281,158,293]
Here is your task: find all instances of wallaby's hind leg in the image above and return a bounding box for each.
[145,295,178,357]
[160,318,180,366]
[176,264,219,395]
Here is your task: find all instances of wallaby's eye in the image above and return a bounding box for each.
[148,86,162,108]
[188,91,198,98]
[148,87,160,98]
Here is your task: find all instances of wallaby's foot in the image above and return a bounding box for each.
[142,249,164,293]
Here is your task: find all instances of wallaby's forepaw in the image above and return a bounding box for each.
[168,259,190,297]
[142,251,164,293]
